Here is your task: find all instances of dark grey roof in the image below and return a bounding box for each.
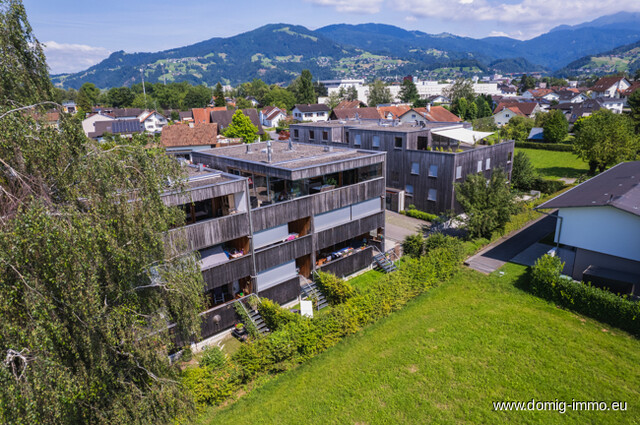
[88,119,143,138]
[210,109,264,135]
[179,111,193,120]
[538,161,640,216]
[294,103,330,113]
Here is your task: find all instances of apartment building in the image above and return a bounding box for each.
[163,141,386,342]
[289,121,514,215]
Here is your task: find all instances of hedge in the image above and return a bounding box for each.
[400,205,438,222]
[515,141,573,152]
[530,255,640,336]
[182,234,467,407]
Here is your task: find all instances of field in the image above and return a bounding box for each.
[516,148,589,180]
[198,264,640,424]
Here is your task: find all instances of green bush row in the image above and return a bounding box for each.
[400,205,439,222]
[531,177,566,195]
[315,271,355,305]
[530,255,640,336]
[183,234,467,406]
[515,141,573,152]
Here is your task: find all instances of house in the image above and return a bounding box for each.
[211,108,264,136]
[138,110,168,134]
[591,76,630,99]
[399,105,462,125]
[87,119,144,141]
[527,127,545,141]
[246,96,260,107]
[192,107,227,125]
[522,88,557,102]
[260,106,286,127]
[493,102,541,127]
[556,90,588,104]
[427,95,450,105]
[82,112,115,137]
[330,107,381,121]
[160,123,224,157]
[179,111,194,122]
[290,120,512,215]
[62,101,77,114]
[165,142,387,343]
[537,162,640,296]
[334,100,366,109]
[377,105,412,120]
[292,104,330,122]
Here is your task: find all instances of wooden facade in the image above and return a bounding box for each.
[201,255,252,292]
[254,235,313,272]
[316,212,384,250]
[167,212,250,252]
[258,276,301,305]
[318,246,374,278]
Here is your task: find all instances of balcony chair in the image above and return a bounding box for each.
[213,287,225,304]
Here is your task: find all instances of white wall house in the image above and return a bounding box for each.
[260,106,286,127]
[139,111,168,133]
[82,113,114,137]
[292,104,329,122]
[592,77,630,99]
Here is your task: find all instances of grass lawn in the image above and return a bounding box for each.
[198,264,640,424]
[516,148,589,180]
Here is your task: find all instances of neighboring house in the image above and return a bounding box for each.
[399,105,462,125]
[538,162,640,296]
[290,120,512,215]
[556,90,588,104]
[377,105,412,120]
[160,123,242,158]
[90,107,144,120]
[334,100,366,109]
[591,76,630,99]
[292,104,330,122]
[192,107,227,125]
[138,110,168,133]
[427,95,450,105]
[600,98,625,114]
[82,112,115,137]
[165,142,386,343]
[246,96,259,107]
[522,88,557,101]
[493,102,541,127]
[179,111,194,122]
[211,108,264,136]
[260,106,286,127]
[567,98,604,124]
[87,119,144,141]
[330,107,381,121]
[62,101,77,114]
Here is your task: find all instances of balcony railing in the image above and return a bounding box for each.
[254,234,312,273]
[167,212,250,252]
[318,246,374,278]
[201,254,253,292]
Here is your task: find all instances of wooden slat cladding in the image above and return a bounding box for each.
[289,154,385,181]
[258,276,301,305]
[312,178,384,215]
[251,197,312,232]
[319,246,373,278]
[201,255,252,292]
[200,303,239,342]
[254,235,313,273]
[316,212,384,250]
[167,213,250,252]
[162,179,246,206]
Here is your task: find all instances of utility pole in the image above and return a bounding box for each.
[140,68,148,110]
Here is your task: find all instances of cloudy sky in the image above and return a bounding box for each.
[23,0,640,74]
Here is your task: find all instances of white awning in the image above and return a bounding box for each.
[431,128,494,145]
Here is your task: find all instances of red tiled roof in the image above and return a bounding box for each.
[335,100,363,109]
[409,106,461,123]
[623,81,640,96]
[377,105,412,119]
[160,123,217,148]
[330,107,381,120]
[494,102,538,116]
[526,88,554,98]
[592,76,627,92]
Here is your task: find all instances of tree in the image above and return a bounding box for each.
[76,82,100,111]
[294,70,316,104]
[398,79,419,104]
[367,80,392,106]
[573,109,639,173]
[313,81,327,98]
[542,109,568,142]
[474,96,492,118]
[0,0,51,105]
[263,86,296,111]
[345,86,358,101]
[213,82,225,107]
[184,85,213,109]
[519,74,536,92]
[224,110,258,143]
[235,98,253,109]
[511,151,537,191]
[500,116,534,142]
[453,97,468,120]
[402,234,424,258]
[627,89,640,131]
[0,4,203,422]
[444,78,475,105]
[106,87,135,108]
[324,91,342,110]
[455,169,517,239]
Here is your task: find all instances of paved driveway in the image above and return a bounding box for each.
[384,211,428,251]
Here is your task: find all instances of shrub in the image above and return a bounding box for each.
[514,141,573,151]
[402,233,424,258]
[531,177,566,194]
[400,205,438,222]
[511,151,537,191]
[200,346,227,370]
[180,346,193,363]
[182,362,242,406]
[316,271,355,305]
[530,255,640,336]
[258,298,300,331]
[424,233,465,260]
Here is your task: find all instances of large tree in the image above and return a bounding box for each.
[213,82,225,107]
[224,110,258,143]
[398,78,419,104]
[627,89,640,131]
[511,151,538,191]
[542,109,569,143]
[573,109,639,173]
[0,3,204,423]
[76,82,101,111]
[367,80,392,106]
[455,169,517,239]
[295,69,316,104]
[444,78,475,105]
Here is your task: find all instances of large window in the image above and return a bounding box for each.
[354,134,361,146]
[411,162,419,175]
[322,131,328,141]
[456,166,462,180]
[429,164,438,177]
[309,130,315,140]
[477,160,483,173]
[395,137,403,149]
[372,135,380,148]
[485,158,491,170]
[293,129,299,138]
[405,184,414,195]
[428,189,437,201]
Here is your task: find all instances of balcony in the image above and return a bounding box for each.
[201,254,253,292]
[254,234,313,273]
[166,212,249,252]
[318,246,374,278]
[316,212,384,250]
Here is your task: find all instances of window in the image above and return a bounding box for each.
[309,130,315,140]
[405,184,414,195]
[429,164,438,177]
[456,166,462,180]
[354,134,361,146]
[314,206,351,231]
[322,131,328,141]
[507,151,512,163]
[505,113,510,118]
[304,113,312,117]
[428,189,437,201]
[485,158,491,170]
[477,160,483,173]
[372,135,380,148]
[395,137,403,149]
[345,132,350,144]
[411,162,419,175]
[293,129,299,138]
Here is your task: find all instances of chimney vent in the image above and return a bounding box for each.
[267,140,272,163]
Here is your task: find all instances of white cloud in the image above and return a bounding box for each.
[488,31,509,38]
[43,41,110,74]
[305,0,384,14]
[393,0,640,38]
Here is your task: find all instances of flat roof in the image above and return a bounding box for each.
[199,141,382,170]
[538,161,640,217]
[292,120,460,132]
[183,164,239,188]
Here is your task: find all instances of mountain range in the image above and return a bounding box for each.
[52,13,640,89]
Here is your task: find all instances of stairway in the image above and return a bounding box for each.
[373,252,397,273]
[301,278,329,311]
[248,307,270,335]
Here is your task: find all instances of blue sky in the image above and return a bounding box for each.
[23,0,640,74]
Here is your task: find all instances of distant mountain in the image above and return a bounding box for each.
[52,13,640,89]
[556,39,640,77]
